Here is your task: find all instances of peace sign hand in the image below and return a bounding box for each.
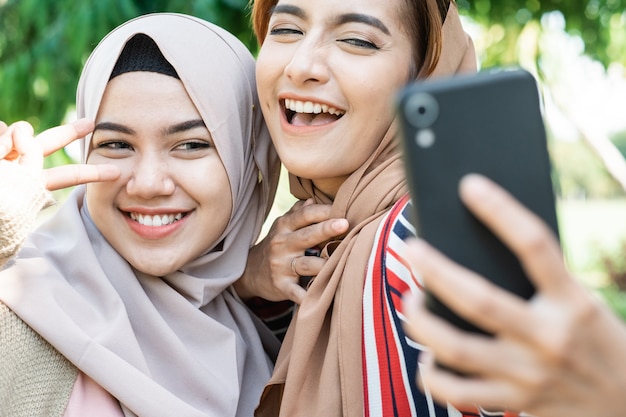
[0,118,120,191]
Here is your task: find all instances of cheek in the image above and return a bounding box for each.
[255,50,272,97]
[188,161,232,207]
[255,44,286,101]
[199,175,233,238]
[85,182,114,230]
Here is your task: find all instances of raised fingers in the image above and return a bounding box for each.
[44,164,121,191]
[5,122,44,172]
[37,118,94,157]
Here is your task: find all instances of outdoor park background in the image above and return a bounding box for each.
[3,0,626,317]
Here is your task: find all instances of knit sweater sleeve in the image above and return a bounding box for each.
[0,302,77,417]
[0,162,54,268]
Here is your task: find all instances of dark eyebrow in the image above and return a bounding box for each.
[93,120,206,136]
[335,13,390,35]
[165,119,206,135]
[270,6,390,36]
[93,122,135,135]
[271,4,306,19]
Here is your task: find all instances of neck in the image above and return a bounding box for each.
[312,175,349,201]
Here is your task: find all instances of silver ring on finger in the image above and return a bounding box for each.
[290,256,299,276]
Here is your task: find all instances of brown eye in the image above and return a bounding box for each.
[175,141,211,151]
[97,141,133,150]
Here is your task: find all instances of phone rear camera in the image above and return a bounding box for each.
[405,93,439,128]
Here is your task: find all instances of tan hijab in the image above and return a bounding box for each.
[0,13,280,417]
[256,3,477,416]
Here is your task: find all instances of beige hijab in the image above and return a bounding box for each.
[0,13,280,417]
[256,3,477,416]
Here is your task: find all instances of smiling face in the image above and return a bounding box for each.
[255,0,414,198]
[85,72,232,276]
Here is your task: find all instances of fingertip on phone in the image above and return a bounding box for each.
[402,291,423,309]
[459,173,492,195]
[405,237,430,258]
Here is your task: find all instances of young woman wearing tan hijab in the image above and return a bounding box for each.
[0,13,280,417]
[241,0,516,416]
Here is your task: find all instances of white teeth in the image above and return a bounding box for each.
[129,212,183,227]
[285,98,345,116]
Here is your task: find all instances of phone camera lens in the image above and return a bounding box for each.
[405,93,439,128]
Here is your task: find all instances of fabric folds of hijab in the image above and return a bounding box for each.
[256,3,477,416]
[0,13,280,417]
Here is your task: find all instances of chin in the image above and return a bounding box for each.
[281,159,325,180]
[130,259,179,277]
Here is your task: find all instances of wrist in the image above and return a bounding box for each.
[233,268,256,301]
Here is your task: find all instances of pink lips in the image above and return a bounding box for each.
[123,211,189,240]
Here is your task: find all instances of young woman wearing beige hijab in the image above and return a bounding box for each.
[241,0,510,416]
[0,13,280,417]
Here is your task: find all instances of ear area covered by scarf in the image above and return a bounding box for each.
[431,2,478,77]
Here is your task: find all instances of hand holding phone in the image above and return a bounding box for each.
[397,68,559,336]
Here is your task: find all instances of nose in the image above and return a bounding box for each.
[284,37,330,85]
[126,153,175,198]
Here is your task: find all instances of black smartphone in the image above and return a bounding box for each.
[397,68,559,336]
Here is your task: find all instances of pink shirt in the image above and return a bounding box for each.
[63,372,124,417]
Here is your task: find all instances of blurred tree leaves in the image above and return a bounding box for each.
[456,0,626,69]
[0,0,254,136]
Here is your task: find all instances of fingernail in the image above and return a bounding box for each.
[405,238,429,264]
[332,219,349,231]
[460,173,492,196]
[14,121,34,137]
[406,237,427,251]
[402,291,419,306]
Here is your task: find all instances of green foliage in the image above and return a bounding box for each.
[550,138,623,199]
[457,0,626,69]
[0,0,255,134]
[596,238,626,321]
[598,285,626,321]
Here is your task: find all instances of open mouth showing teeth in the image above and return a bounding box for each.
[128,212,185,227]
[284,98,345,126]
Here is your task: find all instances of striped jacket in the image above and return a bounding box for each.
[362,195,517,417]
